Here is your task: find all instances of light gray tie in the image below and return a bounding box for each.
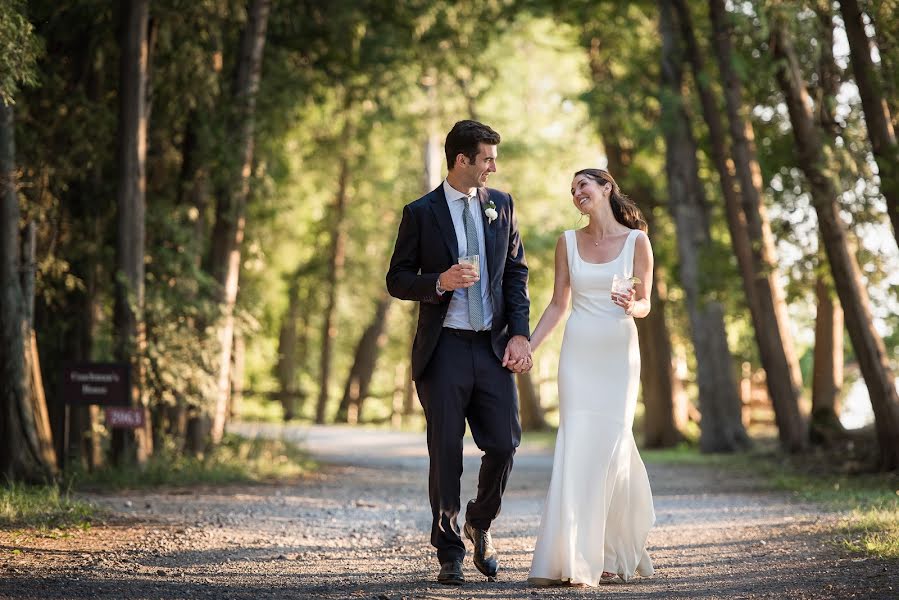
[462,197,484,330]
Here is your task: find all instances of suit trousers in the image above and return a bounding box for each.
[415,328,522,564]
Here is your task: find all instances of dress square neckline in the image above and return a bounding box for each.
[571,229,635,266]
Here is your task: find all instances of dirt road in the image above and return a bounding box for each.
[1,423,895,599]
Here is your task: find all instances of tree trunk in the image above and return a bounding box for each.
[112,0,152,465]
[206,0,271,445]
[699,0,806,451]
[276,276,303,420]
[79,49,107,467]
[866,2,897,127]
[602,145,682,448]
[315,155,351,424]
[230,329,245,422]
[21,225,57,472]
[809,2,846,447]
[335,294,392,423]
[811,270,845,444]
[517,372,548,432]
[585,34,682,448]
[177,112,211,447]
[0,101,56,482]
[839,0,899,244]
[658,0,749,453]
[771,17,899,470]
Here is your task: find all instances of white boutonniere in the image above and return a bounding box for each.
[484,200,498,224]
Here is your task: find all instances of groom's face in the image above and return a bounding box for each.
[460,143,497,188]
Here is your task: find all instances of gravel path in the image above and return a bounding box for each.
[1,422,896,599]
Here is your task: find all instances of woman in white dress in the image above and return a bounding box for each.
[527,168,655,587]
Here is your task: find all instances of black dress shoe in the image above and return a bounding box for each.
[437,559,464,585]
[464,522,498,578]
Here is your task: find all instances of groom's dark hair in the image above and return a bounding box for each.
[445,120,501,170]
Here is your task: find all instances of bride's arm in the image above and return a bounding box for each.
[529,233,571,353]
[627,232,654,318]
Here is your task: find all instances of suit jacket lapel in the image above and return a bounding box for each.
[477,188,497,282]
[428,186,458,261]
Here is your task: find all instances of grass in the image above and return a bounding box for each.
[2,433,316,532]
[0,481,97,530]
[642,441,899,560]
[73,432,317,490]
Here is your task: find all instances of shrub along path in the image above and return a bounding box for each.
[1,423,895,599]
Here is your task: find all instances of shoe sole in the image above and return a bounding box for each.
[437,578,464,586]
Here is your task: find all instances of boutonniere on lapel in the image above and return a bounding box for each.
[484,200,498,224]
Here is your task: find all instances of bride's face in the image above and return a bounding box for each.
[570,175,610,213]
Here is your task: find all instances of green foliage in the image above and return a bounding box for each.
[644,443,899,559]
[843,506,899,559]
[0,482,96,529]
[0,0,42,103]
[9,0,898,475]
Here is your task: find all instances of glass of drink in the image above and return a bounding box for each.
[611,274,633,297]
[459,254,480,278]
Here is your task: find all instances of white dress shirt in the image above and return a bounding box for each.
[440,179,493,331]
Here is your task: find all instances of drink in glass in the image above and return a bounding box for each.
[611,273,633,296]
[459,254,480,278]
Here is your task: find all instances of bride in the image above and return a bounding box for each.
[527,168,656,587]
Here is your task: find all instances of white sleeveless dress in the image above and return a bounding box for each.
[528,229,655,587]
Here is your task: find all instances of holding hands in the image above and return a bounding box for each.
[503,335,532,373]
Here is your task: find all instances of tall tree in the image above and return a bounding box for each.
[275,266,314,421]
[0,100,55,481]
[698,0,806,451]
[335,294,392,423]
[581,31,682,448]
[811,270,845,442]
[113,0,152,464]
[839,0,899,244]
[770,13,899,470]
[809,1,846,444]
[602,135,683,448]
[207,0,271,444]
[316,152,351,424]
[658,0,748,452]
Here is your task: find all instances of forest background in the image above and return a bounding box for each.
[2,0,898,493]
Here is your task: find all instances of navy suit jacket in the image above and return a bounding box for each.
[386,184,530,381]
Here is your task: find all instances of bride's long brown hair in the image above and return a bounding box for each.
[574,168,648,233]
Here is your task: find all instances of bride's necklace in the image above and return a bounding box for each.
[588,229,623,246]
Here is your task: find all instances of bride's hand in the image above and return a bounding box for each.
[611,288,635,315]
[503,335,532,372]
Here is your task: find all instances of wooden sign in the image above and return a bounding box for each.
[62,363,130,406]
[105,406,145,429]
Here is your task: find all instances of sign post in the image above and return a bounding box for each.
[61,363,136,471]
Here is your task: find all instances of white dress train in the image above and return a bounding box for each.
[528,229,655,587]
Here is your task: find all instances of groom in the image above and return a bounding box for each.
[386,120,531,585]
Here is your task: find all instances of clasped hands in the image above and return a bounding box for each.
[502,335,532,374]
[439,264,532,373]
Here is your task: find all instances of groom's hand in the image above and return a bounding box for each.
[502,335,532,373]
[438,263,479,291]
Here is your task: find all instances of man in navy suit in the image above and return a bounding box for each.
[386,120,531,585]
